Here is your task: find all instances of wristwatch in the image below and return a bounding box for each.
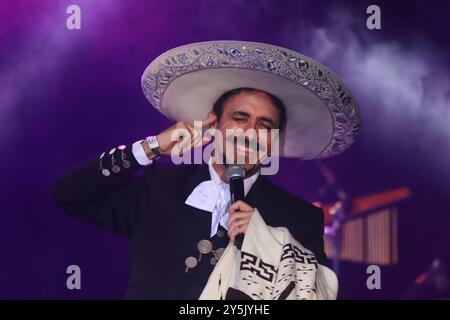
[146,135,161,158]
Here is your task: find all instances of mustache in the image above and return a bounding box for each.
[224,134,266,153]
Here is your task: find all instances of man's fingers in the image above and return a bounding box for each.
[228,224,249,243]
[227,215,251,233]
[227,202,254,244]
[229,207,253,217]
[201,113,217,128]
[229,200,254,213]
[174,113,216,152]
[229,219,249,234]
[175,122,206,150]
[228,226,242,243]
[227,210,252,227]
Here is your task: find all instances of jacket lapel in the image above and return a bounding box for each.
[176,164,276,238]
[245,175,275,224]
[177,164,213,238]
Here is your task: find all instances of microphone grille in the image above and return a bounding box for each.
[225,164,245,182]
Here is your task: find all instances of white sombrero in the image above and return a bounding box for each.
[141,40,361,159]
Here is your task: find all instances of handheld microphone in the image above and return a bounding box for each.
[225,164,246,249]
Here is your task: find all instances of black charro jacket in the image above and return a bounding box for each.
[52,144,327,299]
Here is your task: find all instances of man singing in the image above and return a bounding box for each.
[52,41,360,299]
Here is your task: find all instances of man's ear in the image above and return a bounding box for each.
[208,111,218,128]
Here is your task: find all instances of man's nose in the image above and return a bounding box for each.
[243,119,258,131]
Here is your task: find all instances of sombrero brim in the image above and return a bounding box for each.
[141,40,361,159]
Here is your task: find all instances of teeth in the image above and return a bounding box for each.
[227,141,256,153]
[236,145,252,152]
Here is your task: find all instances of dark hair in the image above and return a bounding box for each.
[212,87,287,131]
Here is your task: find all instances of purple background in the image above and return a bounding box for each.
[1,0,449,299]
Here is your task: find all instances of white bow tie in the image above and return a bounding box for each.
[185,179,231,237]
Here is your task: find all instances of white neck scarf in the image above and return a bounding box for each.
[185,159,259,237]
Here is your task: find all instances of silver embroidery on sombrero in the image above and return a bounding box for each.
[141,42,361,159]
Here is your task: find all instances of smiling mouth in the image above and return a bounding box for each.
[233,140,266,153]
[236,144,253,153]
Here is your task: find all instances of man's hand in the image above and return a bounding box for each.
[141,112,216,160]
[227,200,255,244]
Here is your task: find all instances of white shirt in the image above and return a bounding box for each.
[131,140,259,237]
[132,140,154,165]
